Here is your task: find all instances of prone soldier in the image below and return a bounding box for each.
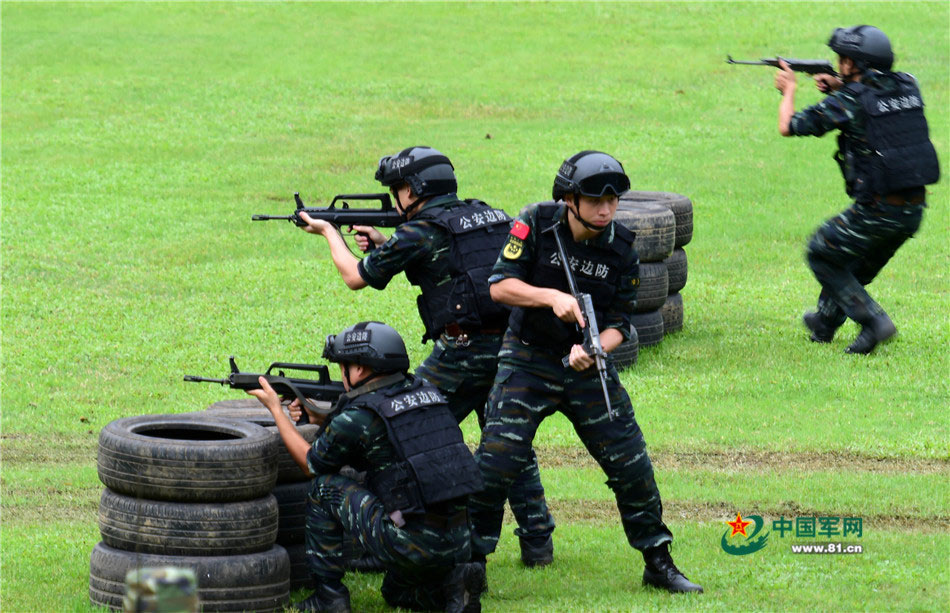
[467,151,703,594]
[247,321,485,613]
[297,146,557,565]
[775,25,940,353]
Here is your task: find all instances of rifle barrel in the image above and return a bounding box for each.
[183,375,229,385]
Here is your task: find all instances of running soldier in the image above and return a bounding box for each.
[775,25,939,353]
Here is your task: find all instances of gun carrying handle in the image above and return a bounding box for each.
[265,375,336,425]
[266,363,331,383]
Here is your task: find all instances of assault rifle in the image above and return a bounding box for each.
[544,222,614,421]
[253,192,402,252]
[726,55,838,76]
[184,357,345,425]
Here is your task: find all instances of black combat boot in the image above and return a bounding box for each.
[293,582,351,613]
[845,314,897,354]
[519,534,554,567]
[443,562,486,613]
[642,544,703,594]
[803,311,836,343]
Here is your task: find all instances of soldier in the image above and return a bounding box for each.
[775,25,939,353]
[247,321,485,613]
[297,146,556,566]
[468,151,703,594]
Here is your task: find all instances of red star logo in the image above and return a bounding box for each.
[726,512,752,537]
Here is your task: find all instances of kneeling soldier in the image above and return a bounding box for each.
[248,321,485,613]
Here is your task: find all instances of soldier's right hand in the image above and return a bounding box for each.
[551,291,585,326]
[813,73,843,94]
[350,225,386,252]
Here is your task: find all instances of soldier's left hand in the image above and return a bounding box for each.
[568,344,594,371]
[774,60,796,94]
[246,377,282,414]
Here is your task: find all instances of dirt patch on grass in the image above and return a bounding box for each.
[540,499,949,533]
[535,446,950,475]
[2,432,98,465]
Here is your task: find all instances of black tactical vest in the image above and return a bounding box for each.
[509,204,634,353]
[839,73,939,200]
[407,199,513,341]
[355,376,484,515]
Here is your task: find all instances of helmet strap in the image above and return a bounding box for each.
[567,194,607,233]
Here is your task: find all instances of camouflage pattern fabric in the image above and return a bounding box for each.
[415,333,555,540]
[306,473,470,611]
[355,194,555,543]
[304,376,471,610]
[356,194,457,291]
[807,200,924,327]
[469,331,673,559]
[123,567,198,613]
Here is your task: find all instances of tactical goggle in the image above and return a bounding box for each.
[575,172,631,198]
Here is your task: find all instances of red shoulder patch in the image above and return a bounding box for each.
[510,220,530,240]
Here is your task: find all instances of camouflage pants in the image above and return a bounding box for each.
[469,332,673,559]
[306,473,470,611]
[415,333,555,541]
[806,200,925,328]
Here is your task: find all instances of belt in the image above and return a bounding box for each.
[443,323,505,347]
[874,189,926,206]
[444,323,505,337]
[421,509,469,531]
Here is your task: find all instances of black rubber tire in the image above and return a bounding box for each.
[611,325,639,370]
[620,191,693,248]
[284,543,316,591]
[630,310,664,347]
[635,261,669,313]
[613,202,675,262]
[89,542,289,612]
[665,248,688,294]
[97,488,278,556]
[273,480,310,546]
[206,397,266,411]
[97,414,278,503]
[194,409,321,483]
[661,293,684,335]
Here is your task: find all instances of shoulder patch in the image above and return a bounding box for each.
[510,220,530,240]
[503,236,524,259]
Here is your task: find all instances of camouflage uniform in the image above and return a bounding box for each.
[305,374,471,611]
[358,194,556,543]
[789,72,927,330]
[469,203,674,560]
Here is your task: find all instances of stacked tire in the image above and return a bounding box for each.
[203,398,385,589]
[91,414,289,612]
[614,191,692,368]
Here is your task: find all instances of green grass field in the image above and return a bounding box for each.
[2,2,948,612]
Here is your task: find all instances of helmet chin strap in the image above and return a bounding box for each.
[399,196,426,220]
[343,366,375,391]
[568,195,606,233]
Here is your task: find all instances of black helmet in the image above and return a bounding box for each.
[375,146,457,198]
[323,321,410,373]
[552,151,631,203]
[828,25,893,71]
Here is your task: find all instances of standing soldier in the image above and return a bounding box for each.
[247,321,486,613]
[775,25,939,353]
[297,146,556,566]
[468,151,703,594]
